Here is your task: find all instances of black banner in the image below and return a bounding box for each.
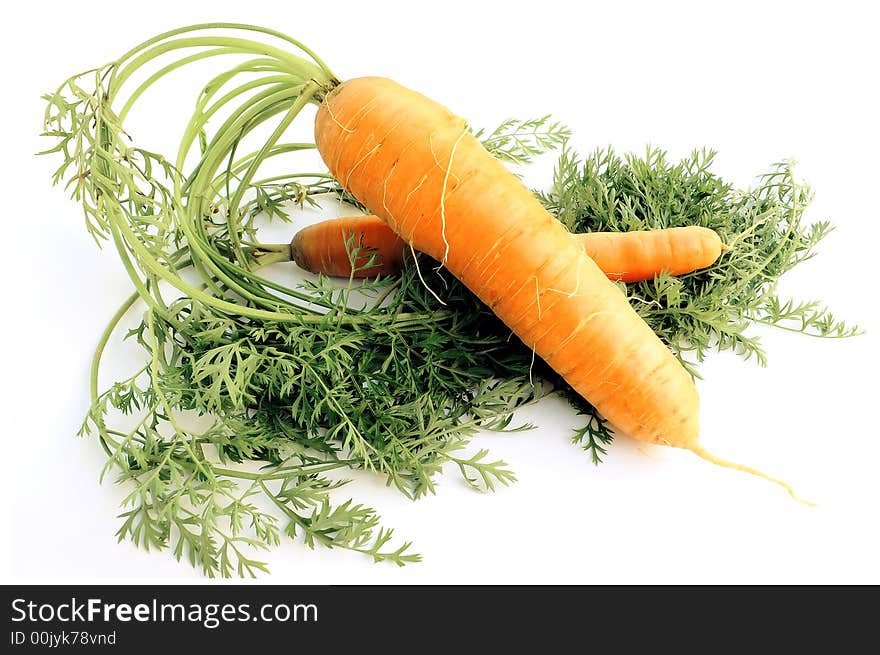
[0,585,868,650]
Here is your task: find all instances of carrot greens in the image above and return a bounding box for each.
[540,146,861,374]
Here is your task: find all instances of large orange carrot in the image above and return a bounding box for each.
[316,77,696,445]
[289,215,723,281]
[315,77,803,501]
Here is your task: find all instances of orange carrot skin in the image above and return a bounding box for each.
[314,77,699,448]
[291,216,722,282]
[290,215,406,277]
[581,226,722,282]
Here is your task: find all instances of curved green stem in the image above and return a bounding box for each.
[89,291,140,458]
[224,101,310,269]
[174,84,322,309]
[112,23,337,82]
[111,36,328,98]
[118,48,254,122]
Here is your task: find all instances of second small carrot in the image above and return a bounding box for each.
[288,214,723,282]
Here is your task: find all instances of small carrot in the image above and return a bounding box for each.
[289,215,723,282]
[290,215,407,278]
[580,226,723,282]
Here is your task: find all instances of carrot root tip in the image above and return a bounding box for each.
[689,445,815,507]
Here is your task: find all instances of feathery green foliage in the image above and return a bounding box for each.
[473,115,571,165]
[538,146,860,374]
[41,24,856,577]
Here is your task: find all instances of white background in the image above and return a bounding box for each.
[2,0,878,584]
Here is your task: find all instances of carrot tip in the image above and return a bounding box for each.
[689,445,815,507]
